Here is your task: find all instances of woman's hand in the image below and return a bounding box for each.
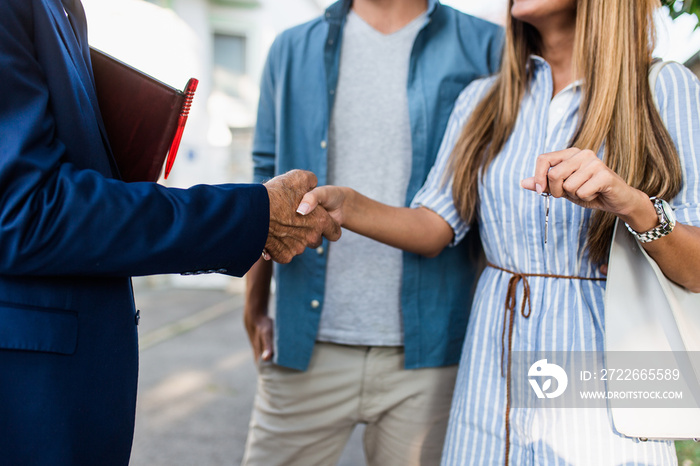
[521,147,658,232]
[521,147,700,291]
[297,185,350,226]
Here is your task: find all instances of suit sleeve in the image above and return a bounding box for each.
[0,0,269,277]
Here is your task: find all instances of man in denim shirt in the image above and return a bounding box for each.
[243,0,502,464]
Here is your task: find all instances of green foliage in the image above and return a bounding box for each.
[676,440,700,464]
[662,0,700,26]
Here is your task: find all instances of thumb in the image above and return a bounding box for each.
[520,177,538,192]
[297,189,321,216]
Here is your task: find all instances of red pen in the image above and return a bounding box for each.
[164,77,199,179]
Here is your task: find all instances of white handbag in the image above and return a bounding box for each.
[605,220,700,439]
[604,59,700,440]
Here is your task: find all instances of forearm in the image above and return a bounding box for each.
[245,258,273,318]
[619,191,700,292]
[637,224,700,292]
[341,188,454,257]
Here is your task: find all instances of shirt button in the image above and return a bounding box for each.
[329,89,335,95]
[320,140,327,149]
[311,299,320,309]
[135,309,141,326]
[316,246,324,255]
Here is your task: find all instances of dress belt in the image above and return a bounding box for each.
[485,262,606,466]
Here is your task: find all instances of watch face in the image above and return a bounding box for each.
[660,199,676,226]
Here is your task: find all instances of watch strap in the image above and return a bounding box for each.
[624,197,675,243]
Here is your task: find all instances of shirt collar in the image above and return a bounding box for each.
[529,55,583,92]
[324,0,439,24]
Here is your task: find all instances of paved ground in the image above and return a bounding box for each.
[129,280,365,466]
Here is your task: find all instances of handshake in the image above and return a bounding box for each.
[263,170,340,263]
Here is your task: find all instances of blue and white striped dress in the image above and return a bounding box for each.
[413,56,700,465]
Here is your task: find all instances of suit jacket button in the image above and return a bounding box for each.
[135,309,141,326]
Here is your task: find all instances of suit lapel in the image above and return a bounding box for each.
[46,1,90,87]
[45,0,121,178]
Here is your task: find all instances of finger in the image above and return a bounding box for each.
[318,209,342,241]
[546,154,587,198]
[558,160,597,200]
[305,170,319,191]
[261,249,271,261]
[253,340,262,361]
[520,177,537,192]
[261,325,274,361]
[321,221,341,242]
[308,236,323,249]
[272,245,299,264]
[290,169,318,192]
[297,189,321,215]
[572,172,608,203]
[269,246,293,264]
[303,218,324,248]
[533,147,581,194]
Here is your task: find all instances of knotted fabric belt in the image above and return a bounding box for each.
[486,262,606,466]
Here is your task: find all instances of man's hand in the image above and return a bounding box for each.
[244,305,274,362]
[263,170,341,263]
[244,259,274,362]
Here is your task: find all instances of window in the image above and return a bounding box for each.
[213,33,246,97]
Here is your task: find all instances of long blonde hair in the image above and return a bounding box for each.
[449,0,682,264]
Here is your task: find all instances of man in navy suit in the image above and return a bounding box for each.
[0,0,340,464]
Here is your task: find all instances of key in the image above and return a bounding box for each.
[541,192,550,244]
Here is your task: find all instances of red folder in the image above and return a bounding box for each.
[90,47,198,182]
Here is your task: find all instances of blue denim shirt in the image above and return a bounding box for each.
[253,0,503,371]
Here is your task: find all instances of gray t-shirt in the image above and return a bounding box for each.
[317,10,426,346]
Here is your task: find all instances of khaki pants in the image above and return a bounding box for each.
[242,342,458,466]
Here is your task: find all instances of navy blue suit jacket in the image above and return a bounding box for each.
[0,0,269,463]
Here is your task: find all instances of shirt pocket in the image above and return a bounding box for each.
[0,302,78,355]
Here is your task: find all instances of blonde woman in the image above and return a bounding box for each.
[298,0,700,463]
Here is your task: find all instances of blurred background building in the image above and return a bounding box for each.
[82,0,700,289]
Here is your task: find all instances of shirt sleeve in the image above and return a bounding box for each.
[252,35,282,184]
[411,77,495,245]
[655,62,700,227]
